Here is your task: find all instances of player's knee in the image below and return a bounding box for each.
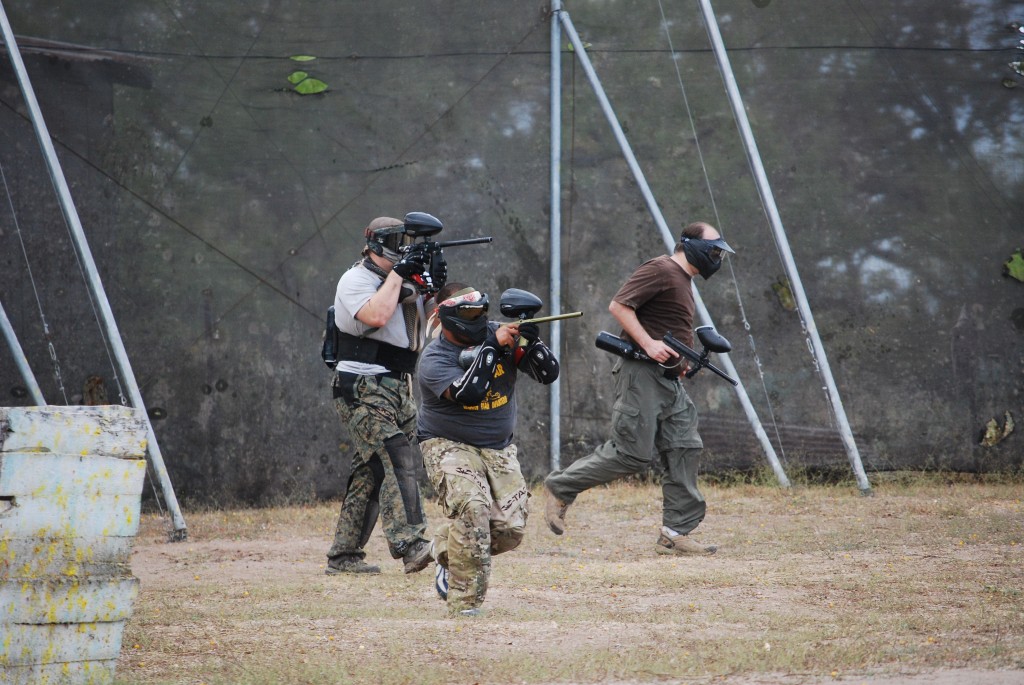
[490,525,525,555]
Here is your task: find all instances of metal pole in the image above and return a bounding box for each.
[0,299,46,405]
[0,2,190,533]
[549,0,564,471]
[698,0,870,494]
[557,9,789,487]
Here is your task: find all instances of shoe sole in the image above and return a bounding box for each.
[403,555,432,574]
[325,566,381,575]
[434,564,449,601]
[654,545,717,556]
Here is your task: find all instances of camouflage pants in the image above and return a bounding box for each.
[327,373,428,563]
[421,437,529,614]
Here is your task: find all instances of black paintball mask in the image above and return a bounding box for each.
[437,290,490,346]
[681,235,735,279]
[365,224,412,263]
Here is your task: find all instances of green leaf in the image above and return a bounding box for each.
[294,78,328,95]
[1004,249,1024,282]
[771,276,796,311]
[287,71,308,85]
[290,55,317,62]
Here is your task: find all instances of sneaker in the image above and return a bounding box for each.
[655,532,717,556]
[543,483,571,536]
[325,559,381,575]
[458,608,482,617]
[434,563,449,601]
[402,540,433,574]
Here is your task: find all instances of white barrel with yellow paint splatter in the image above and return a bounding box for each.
[0,405,149,685]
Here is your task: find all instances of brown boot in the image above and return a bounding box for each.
[325,559,381,574]
[655,533,717,556]
[402,539,433,574]
[543,483,571,536]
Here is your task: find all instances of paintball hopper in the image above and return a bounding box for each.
[403,211,443,238]
[499,288,543,319]
[694,325,731,354]
[499,288,583,325]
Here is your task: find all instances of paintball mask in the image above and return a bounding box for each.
[365,220,413,263]
[681,235,735,279]
[437,290,490,345]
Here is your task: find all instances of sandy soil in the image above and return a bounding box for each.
[123,482,1024,685]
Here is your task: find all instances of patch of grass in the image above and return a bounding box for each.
[118,474,1024,684]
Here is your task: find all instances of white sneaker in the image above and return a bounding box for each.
[434,562,449,601]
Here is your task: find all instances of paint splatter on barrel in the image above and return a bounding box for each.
[1,405,149,684]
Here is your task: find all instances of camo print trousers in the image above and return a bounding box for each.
[327,373,428,563]
[421,437,530,613]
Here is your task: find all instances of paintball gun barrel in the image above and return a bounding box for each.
[595,326,738,386]
[398,212,492,292]
[499,288,583,326]
[516,311,583,325]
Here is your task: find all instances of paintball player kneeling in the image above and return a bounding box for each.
[417,287,559,617]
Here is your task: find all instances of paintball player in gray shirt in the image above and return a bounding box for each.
[417,287,559,616]
[324,214,446,576]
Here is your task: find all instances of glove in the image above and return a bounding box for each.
[429,252,448,292]
[392,249,429,282]
[518,322,540,344]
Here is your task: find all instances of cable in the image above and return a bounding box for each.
[656,0,790,462]
[0,157,69,404]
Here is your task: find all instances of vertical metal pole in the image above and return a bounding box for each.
[0,2,190,533]
[557,9,790,487]
[0,299,46,405]
[549,0,563,471]
[698,0,870,493]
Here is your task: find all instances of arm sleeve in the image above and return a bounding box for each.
[611,258,662,310]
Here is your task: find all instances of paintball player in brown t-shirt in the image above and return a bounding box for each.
[543,221,734,555]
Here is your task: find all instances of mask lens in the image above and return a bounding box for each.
[709,247,724,262]
[456,304,487,321]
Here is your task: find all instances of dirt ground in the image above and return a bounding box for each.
[120,480,1024,685]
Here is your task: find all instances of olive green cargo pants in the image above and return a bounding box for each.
[545,357,707,534]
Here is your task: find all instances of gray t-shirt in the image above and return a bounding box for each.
[333,262,425,375]
[416,326,519,449]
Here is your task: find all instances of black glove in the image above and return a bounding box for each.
[518,322,540,344]
[392,249,429,282]
[429,252,448,292]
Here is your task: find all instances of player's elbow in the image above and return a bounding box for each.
[356,306,390,329]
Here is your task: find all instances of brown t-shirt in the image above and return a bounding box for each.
[612,254,695,348]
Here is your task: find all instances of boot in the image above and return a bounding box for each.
[543,482,571,535]
[402,539,433,574]
[325,559,381,574]
[654,532,717,556]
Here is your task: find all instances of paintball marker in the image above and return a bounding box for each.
[594,325,738,386]
[399,212,492,293]
[499,288,583,326]
[457,288,582,368]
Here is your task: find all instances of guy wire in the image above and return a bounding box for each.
[657,0,789,461]
[694,4,842,435]
[0,157,69,403]
[50,181,129,406]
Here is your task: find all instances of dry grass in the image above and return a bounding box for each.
[116,474,1024,684]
